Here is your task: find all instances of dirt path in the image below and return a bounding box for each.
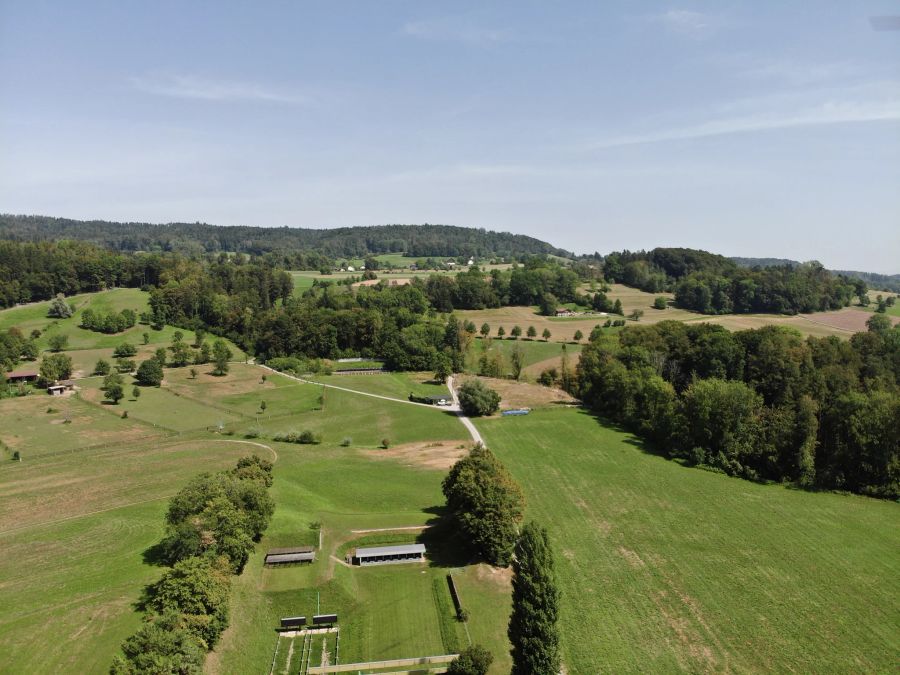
[255,364,486,445]
[350,525,430,534]
[256,364,443,409]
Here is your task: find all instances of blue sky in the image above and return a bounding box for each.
[1,2,898,271]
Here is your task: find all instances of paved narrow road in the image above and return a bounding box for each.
[447,375,485,446]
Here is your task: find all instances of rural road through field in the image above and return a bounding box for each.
[255,365,484,446]
[447,375,485,446]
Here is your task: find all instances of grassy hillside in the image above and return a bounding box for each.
[476,408,899,673]
[0,287,246,377]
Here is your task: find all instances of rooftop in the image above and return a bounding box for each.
[267,546,315,555]
[355,543,426,557]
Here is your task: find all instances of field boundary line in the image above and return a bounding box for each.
[307,653,458,673]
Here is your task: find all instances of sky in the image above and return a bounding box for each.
[1,1,898,272]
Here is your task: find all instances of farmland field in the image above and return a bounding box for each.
[476,407,900,673]
[2,288,898,674]
[0,438,275,674]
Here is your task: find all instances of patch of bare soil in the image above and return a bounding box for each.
[471,562,513,589]
[365,440,470,470]
[458,375,577,410]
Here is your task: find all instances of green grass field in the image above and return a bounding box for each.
[208,393,512,674]
[0,439,275,673]
[471,336,583,379]
[3,283,898,674]
[476,407,900,673]
[311,371,448,401]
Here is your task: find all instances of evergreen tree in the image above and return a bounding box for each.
[508,522,561,675]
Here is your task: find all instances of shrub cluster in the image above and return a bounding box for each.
[273,430,321,445]
[80,307,137,334]
[111,456,274,674]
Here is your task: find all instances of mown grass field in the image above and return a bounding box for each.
[0,438,275,674]
[476,407,900,673]
[0,357,513,674]
[208,389,514,674]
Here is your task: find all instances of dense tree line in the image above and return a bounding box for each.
[0,214,571,259]
[733,257,900,294]
[112,456,274,674]
[0,240,151,307]
[600,248,863,315]
[576,319,900,498]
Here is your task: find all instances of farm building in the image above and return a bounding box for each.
[265,546,316,565]
[5,369,38,383]
[352,543,426,566]
[47,380,75,395]
[555,308,577,317]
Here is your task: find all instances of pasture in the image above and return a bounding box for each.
[476,407,900,673]
[0,437,274,674]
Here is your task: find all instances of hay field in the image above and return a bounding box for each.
[477,408,900,673]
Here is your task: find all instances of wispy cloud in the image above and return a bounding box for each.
[585,87,900,150]
[648,9,722,38]
[130,74,311,105]
[401,17,512,44]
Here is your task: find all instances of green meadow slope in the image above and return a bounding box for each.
[477,407,900,673]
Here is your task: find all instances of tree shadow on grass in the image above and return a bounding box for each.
[417,505,478,569]
[141,541,170,567]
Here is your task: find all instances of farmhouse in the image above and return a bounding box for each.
[5,369,38,383]
[265,546,316,565]
[351,543,426,566]
[555,308,577,317]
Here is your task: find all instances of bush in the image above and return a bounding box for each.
[654,296,668,309]
[381,438,391,449]
[110,612,205,674]
[457,380,501,417]
[273,430,321,445]
[48,333,69,352]
[47,294,74,319]
[340,437,352,447]
[447,645,493,675]
[113,343,138,358]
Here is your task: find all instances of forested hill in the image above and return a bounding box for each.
[0,214,571,259]
[732,257,900,293]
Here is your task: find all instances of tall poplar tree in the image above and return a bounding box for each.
[508,521,561,675]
